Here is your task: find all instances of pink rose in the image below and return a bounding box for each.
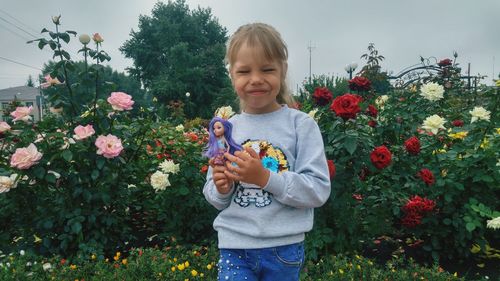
[0,121,11,133]
[40,74,61,89]
[10,106,33,122]
[95,134,123,158]
[73,124,95,140]
[10,143,43,169]
[93,33,104,43]
[107,92,134,111]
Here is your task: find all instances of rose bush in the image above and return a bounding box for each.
[298,55,499,265]
[0,17,212,257]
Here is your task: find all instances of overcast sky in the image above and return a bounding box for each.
[1,0,499,92]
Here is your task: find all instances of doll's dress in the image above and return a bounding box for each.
[213,138,227,165]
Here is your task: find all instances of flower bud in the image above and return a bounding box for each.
[79,34,91,45]
[185,92,191,97]
[92,33,104,43]
[52,15,61,25]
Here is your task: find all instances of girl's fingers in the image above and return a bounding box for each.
[244,146,259,159]
[224,170,241,182]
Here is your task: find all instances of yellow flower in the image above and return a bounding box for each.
[174,257,178,262]
[355,255,361,260]
[200,273,204,277]
[158,272,163,277]
[448,131,468,140]
[207,264,213,270]
[122,259,127,265]
[69,264,77,270]
[91,254,96,260]
[184,261,190,267]
[495,128,500,134]
[191,269,198,276]
[33,234,42,243]
[368,261,373,266]
[171,266,176,272]
[105,258,109,263]
[480,138,489,149]
[441,169,448,177]
[177,263,185,271]
[454,272,458,277]
[470,244,481,254]
[357,264,361,270]
[339,268,344,274]
[495,80,500,87]
[432,148,447,155]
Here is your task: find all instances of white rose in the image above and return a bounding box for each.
[469,106,491,123]
[150,171,170,192]
[375,95,389,109]
[422,114,446,134]
[78,34,91,45]
[420,82,445,101]
[175,124,184,132]
[487,217,500,230]
[159,160,180,174]
[0,174,18,193]
[215,106,235,119]
[42,262,52,271]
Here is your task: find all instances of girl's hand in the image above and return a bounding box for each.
[211,163,233,194]
[224,147,270,188]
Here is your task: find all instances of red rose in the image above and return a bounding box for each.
[418,168,435,186]
[348,76,371,91]
[438,58,452,67]
[312,87,333,106]
[366,104,378,117]
[330,93,362,120]
[368,120,377,127]
[200,165,208,174]
[401,195,436,228]
[370,145,392,169]
[404,136,420,155]
[401,211,423,228]
[452,120,464,127]
[352,193,363,201]
[327,159,336,178]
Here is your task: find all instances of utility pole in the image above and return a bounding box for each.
[307,41,315,83]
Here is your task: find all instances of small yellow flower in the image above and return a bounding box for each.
[495,80,500,87]
[357,264,361,270]
[177,263,185,271]
[91,254,96,260]
[448,131,468,140]
[480,138,489,149]
[184,261,190,268]
[69,264,77,270]
[191,269,198,276]
[495,128,500,134]
[200,273,204,277]
[368,261,373,266]
[454,272,458,277]
[441,169,448,177]
[158,272,163,277]
[173,257,178,262]
[339,268,344,274]
[355,255,361,260]
[392,269,396,272]
[171,266,176,272]
[122,259,127,265]
[105,258,109,263]
[207,264,213,270]
[432,148,447,155]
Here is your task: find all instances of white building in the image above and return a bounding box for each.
[0,86,43,122]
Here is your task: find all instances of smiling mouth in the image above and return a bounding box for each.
[247,90,267,95]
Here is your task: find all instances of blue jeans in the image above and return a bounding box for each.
[218,242,304,281]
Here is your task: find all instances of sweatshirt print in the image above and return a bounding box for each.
[203,106,331,249]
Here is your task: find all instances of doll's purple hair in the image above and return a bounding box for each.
[204,117,242,158]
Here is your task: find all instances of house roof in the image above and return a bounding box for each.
[0,86,40,101]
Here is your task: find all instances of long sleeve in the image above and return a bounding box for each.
[203,166,234,210]
[263,117,331,208]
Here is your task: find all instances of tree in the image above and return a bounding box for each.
[25,75,35,87]
[120,0,233,119]
[40,61,149,115]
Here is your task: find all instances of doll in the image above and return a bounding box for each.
[204,117,242,165]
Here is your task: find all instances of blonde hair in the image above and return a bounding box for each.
[225,23,295,110]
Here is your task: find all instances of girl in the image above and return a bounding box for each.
[205,116,242,166]
[203,23,331,281]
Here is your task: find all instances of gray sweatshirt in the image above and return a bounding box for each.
[203,105,331,249]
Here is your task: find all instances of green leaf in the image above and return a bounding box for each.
[62,150,73,162]
[45,173,56,184]
[38,40,47,50]
[71,222,82,234]
[66,30,77,36]
[43,220,53,229]
[466,222,476,232]
[41,28,49,33]
[59,33,70,43]
[343,136,357,155]
[179,186,190,195]
[33,166,46,179]
[96,158,105,170]
[91,170,99,180]
[443,218,452,225]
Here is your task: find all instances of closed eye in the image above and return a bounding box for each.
[263,68,275,72]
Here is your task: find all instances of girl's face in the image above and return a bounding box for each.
[230,42,283,114]
[213,121,225,137]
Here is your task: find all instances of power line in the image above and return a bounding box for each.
[0,21,32,41]
[0,15,38,39]
[0,56,42,71]
[0,8,40,36]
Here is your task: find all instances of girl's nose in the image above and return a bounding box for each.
[250,73,264,84]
